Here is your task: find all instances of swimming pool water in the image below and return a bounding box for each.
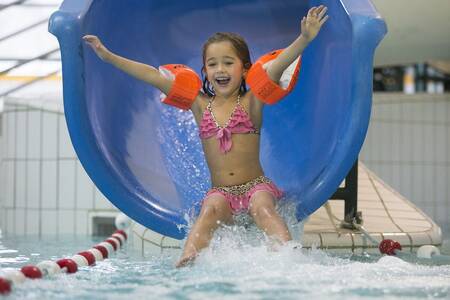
[1,230,450,300]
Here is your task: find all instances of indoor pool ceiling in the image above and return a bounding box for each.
[371,0,450,66]
[0,0,449,72]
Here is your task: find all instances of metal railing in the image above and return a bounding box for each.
[330,159,362,227]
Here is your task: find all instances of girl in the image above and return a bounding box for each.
[83,5,328,267]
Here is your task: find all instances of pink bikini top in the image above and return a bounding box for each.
[199,95,260,154]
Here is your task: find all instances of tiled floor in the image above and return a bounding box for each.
[302,164,442,252]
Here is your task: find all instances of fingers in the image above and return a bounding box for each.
[307,6,315,18]
[82,35,100,44]
[307,5,328,21]
[319,15,329,26]
[317,5,328,19]
[302,5,328,40]
[82,35,95,40]
[82,35,105,52]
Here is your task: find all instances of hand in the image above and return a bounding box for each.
[82,35,110,61]
[300,5,329,43]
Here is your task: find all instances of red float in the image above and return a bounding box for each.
[105,238,118,251]
[112,233,125,246]
[93,245,109,259]
[379,239,402,255]
[114,229,128,240]
[0,277,11,295]
[56,259,78,274]
[20,265,43,279]
[78,251,96,266]
[111,234,123,247]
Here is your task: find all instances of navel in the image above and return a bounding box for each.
[229,172,234,176]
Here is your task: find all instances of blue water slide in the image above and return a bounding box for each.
[49,0,386,239]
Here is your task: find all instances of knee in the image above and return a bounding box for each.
[250,203,277,221]
[199,204,218,220]
[199,198,231,223]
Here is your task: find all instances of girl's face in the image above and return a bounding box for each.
[204,41,247,98]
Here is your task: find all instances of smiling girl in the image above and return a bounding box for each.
[83,5,328,267]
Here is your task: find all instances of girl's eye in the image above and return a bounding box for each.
[225,62,233,65]
[208,63,216,67]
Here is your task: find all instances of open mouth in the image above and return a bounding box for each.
[215,77,231,86]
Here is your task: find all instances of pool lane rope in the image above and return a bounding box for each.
[0,213,132,296]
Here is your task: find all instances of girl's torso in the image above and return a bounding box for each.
[191,92,265,187]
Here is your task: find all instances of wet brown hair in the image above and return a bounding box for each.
[201,32,252,97]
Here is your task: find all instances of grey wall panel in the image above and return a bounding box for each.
[361,93,450,232]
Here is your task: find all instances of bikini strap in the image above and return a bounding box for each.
[206,95,242,129]
[236,95,260,134]
[206,96,213,111]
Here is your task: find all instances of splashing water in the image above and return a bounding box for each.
[1,223,450,299]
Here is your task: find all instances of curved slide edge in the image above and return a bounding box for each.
[49,0,386,239]
[49,1,185,238]
[296,0,387,219]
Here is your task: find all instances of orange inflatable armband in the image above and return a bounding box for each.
[247,49,301,105]
[158,64,202,110]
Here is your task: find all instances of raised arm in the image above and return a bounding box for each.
[265,5,329,83]
[83,35,173,95]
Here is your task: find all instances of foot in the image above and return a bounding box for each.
[175,253,198,268]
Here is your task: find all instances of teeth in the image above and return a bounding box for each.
[216,77,230,86]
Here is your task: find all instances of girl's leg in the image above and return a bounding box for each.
[249,191,292,243]
[176,194,233,267]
